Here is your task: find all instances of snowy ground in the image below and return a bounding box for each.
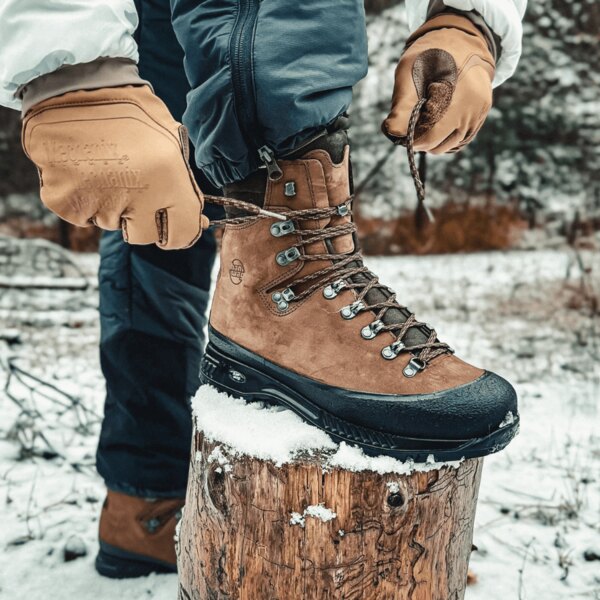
[0,238,598,600]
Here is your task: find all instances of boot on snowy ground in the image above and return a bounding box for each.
[95,490,183,578]
[201,131,519,462]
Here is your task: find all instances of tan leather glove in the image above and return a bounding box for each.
[382,14,495,155]
[22,85,209,249]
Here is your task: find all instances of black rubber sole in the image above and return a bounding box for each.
[95,541,177,579]
[200,333,520,463]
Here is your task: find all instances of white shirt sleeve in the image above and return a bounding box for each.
[405,0,528,87]
[0,0,139,110]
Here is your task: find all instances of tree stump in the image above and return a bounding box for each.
[178,389,483,600]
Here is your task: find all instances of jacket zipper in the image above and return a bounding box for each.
[230,0,282,179]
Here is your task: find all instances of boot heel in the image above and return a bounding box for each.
[95,543,177,579]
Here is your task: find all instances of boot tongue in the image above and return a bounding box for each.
[222,170,266,214]
[352,271,431,347]
[288,129,349,164]
[296,133,430,347]
[297,131,355,255]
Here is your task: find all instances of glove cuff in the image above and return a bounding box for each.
[406,13,495,64]
[423,1,499,61]
[20,58,151,117]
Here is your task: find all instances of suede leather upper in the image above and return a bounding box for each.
[99,490,183,566]
[210,149,486,397]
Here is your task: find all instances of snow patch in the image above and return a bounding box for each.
[289,512,305,527]
[63,535,87,561]
[327,442,463,475]
[193,385,464,473]
[329,443,462,474]
[192,386,337,466]
[207,446,232,473]
[305,504,337,523]
[289,504,337,528]
[174,507,184,544]
[499,411,516,428]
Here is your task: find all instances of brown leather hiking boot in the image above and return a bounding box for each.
[95,490,183,579]
[202,132,519,461]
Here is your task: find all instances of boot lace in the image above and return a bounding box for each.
[204,101,451,371]
[204,199,451,369]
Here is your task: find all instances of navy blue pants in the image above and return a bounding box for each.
[96,0,222,498]
[97,0,367,497]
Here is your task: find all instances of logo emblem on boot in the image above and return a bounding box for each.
[229,259,245,285]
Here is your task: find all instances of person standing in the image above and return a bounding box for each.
[0,0,526,578]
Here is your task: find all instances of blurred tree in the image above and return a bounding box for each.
[0,107,38,198]
[352,0,600,243]
[1,0,598,250]
[455,0,600,222]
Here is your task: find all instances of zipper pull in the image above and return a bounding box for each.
[258,146,283,181]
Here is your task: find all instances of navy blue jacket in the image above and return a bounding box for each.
[170,0,368,186]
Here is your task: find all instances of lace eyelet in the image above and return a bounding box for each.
[144,517,161,533]
[340,301,365,320]
[275,247,300,266]
[284,181,296,197]
[271,287,295,312]
[323,279,347,299]
[361,319,384,340]
[270,220,295,237]
[403,357,426,377]
[381,339,405,360]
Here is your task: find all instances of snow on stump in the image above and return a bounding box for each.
[177,386,483,600]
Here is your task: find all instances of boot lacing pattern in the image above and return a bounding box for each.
[205,195,451,370]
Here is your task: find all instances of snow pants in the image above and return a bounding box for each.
[97,0,367,497]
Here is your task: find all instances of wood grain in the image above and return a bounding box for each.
[178,430,483,600]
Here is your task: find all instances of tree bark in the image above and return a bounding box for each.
[178,430,483,600]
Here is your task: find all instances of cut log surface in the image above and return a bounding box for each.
[178,386,483,600]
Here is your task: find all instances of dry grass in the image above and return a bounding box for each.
[356,200,528,256]
[0,218,101,252]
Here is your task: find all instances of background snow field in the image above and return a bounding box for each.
[0,245,597,599]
